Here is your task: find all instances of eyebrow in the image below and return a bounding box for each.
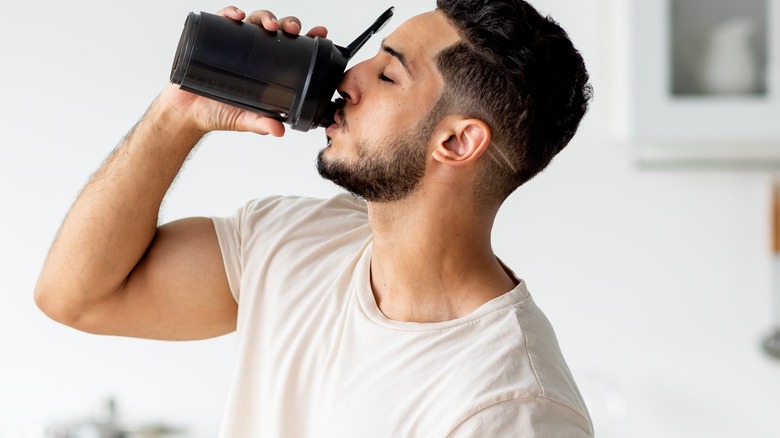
[381,38,413,77]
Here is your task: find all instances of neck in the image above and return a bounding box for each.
[367,193,516,323]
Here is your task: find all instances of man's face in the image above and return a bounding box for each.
[317,11,461,202]
[316,112,437,202]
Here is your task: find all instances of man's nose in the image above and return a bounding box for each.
[336,62,365,106]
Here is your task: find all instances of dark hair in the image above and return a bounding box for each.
[435,0,592,205]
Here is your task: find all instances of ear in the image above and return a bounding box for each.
[431,117,491,166]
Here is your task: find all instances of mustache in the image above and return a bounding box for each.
[334,98,348,132]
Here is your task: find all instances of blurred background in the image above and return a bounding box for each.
[1,0,779,436]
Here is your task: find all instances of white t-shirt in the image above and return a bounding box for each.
[212,194,592,437]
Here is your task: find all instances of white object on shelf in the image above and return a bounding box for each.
[700,17,761,95]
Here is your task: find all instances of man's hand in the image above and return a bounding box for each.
[35,5,327,341]
[161,6,329,137]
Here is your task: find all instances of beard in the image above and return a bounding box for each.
[317,109,438,203]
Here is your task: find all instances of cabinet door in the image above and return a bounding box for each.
[625,0,780,168]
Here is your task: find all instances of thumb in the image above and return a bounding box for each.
[234,112,286,137]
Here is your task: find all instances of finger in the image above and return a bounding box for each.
[305,25,328,39]
[277,16,302,35]
[247,10,280,32]
[216,6,246,21]
[238,114,286,137]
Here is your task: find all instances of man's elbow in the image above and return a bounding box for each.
[34,276,90,330]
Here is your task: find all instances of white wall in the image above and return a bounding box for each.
[1,0,779,436]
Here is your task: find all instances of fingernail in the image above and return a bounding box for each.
[289,22,300,31]
[235,8,244,14]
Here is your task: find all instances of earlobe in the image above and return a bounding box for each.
[432,118,491,166]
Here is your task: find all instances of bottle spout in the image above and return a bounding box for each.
[341,7,395,59]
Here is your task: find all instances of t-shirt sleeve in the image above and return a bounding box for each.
[211,202,249,303]
[210,195,288,303]
[448,397,593,438]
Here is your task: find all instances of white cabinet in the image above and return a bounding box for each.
[618,0,780,168]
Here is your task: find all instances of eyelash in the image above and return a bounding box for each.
[379,72,395,83]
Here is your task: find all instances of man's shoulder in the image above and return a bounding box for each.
[213,192,370,260]
[212,193,371,302]
[448,282,590,427]
[233,193,368,234]
[501,285,591,427]
[242,193,367,217]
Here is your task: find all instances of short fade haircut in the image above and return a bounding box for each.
[435,0,592,206]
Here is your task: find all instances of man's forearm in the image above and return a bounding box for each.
[35,96,206,323]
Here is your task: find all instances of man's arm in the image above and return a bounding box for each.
[35,92,235,340]
[34,7,321,341]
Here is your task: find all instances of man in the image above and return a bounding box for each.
[36,0,593,435]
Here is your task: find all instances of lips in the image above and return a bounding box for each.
[325,112,342,135]
[325,121,340,135]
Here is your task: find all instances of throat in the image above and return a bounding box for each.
[365,197,514,323]
[369,250,518,323]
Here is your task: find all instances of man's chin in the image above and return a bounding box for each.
[316,151,364,197]
[315,149,340,182]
